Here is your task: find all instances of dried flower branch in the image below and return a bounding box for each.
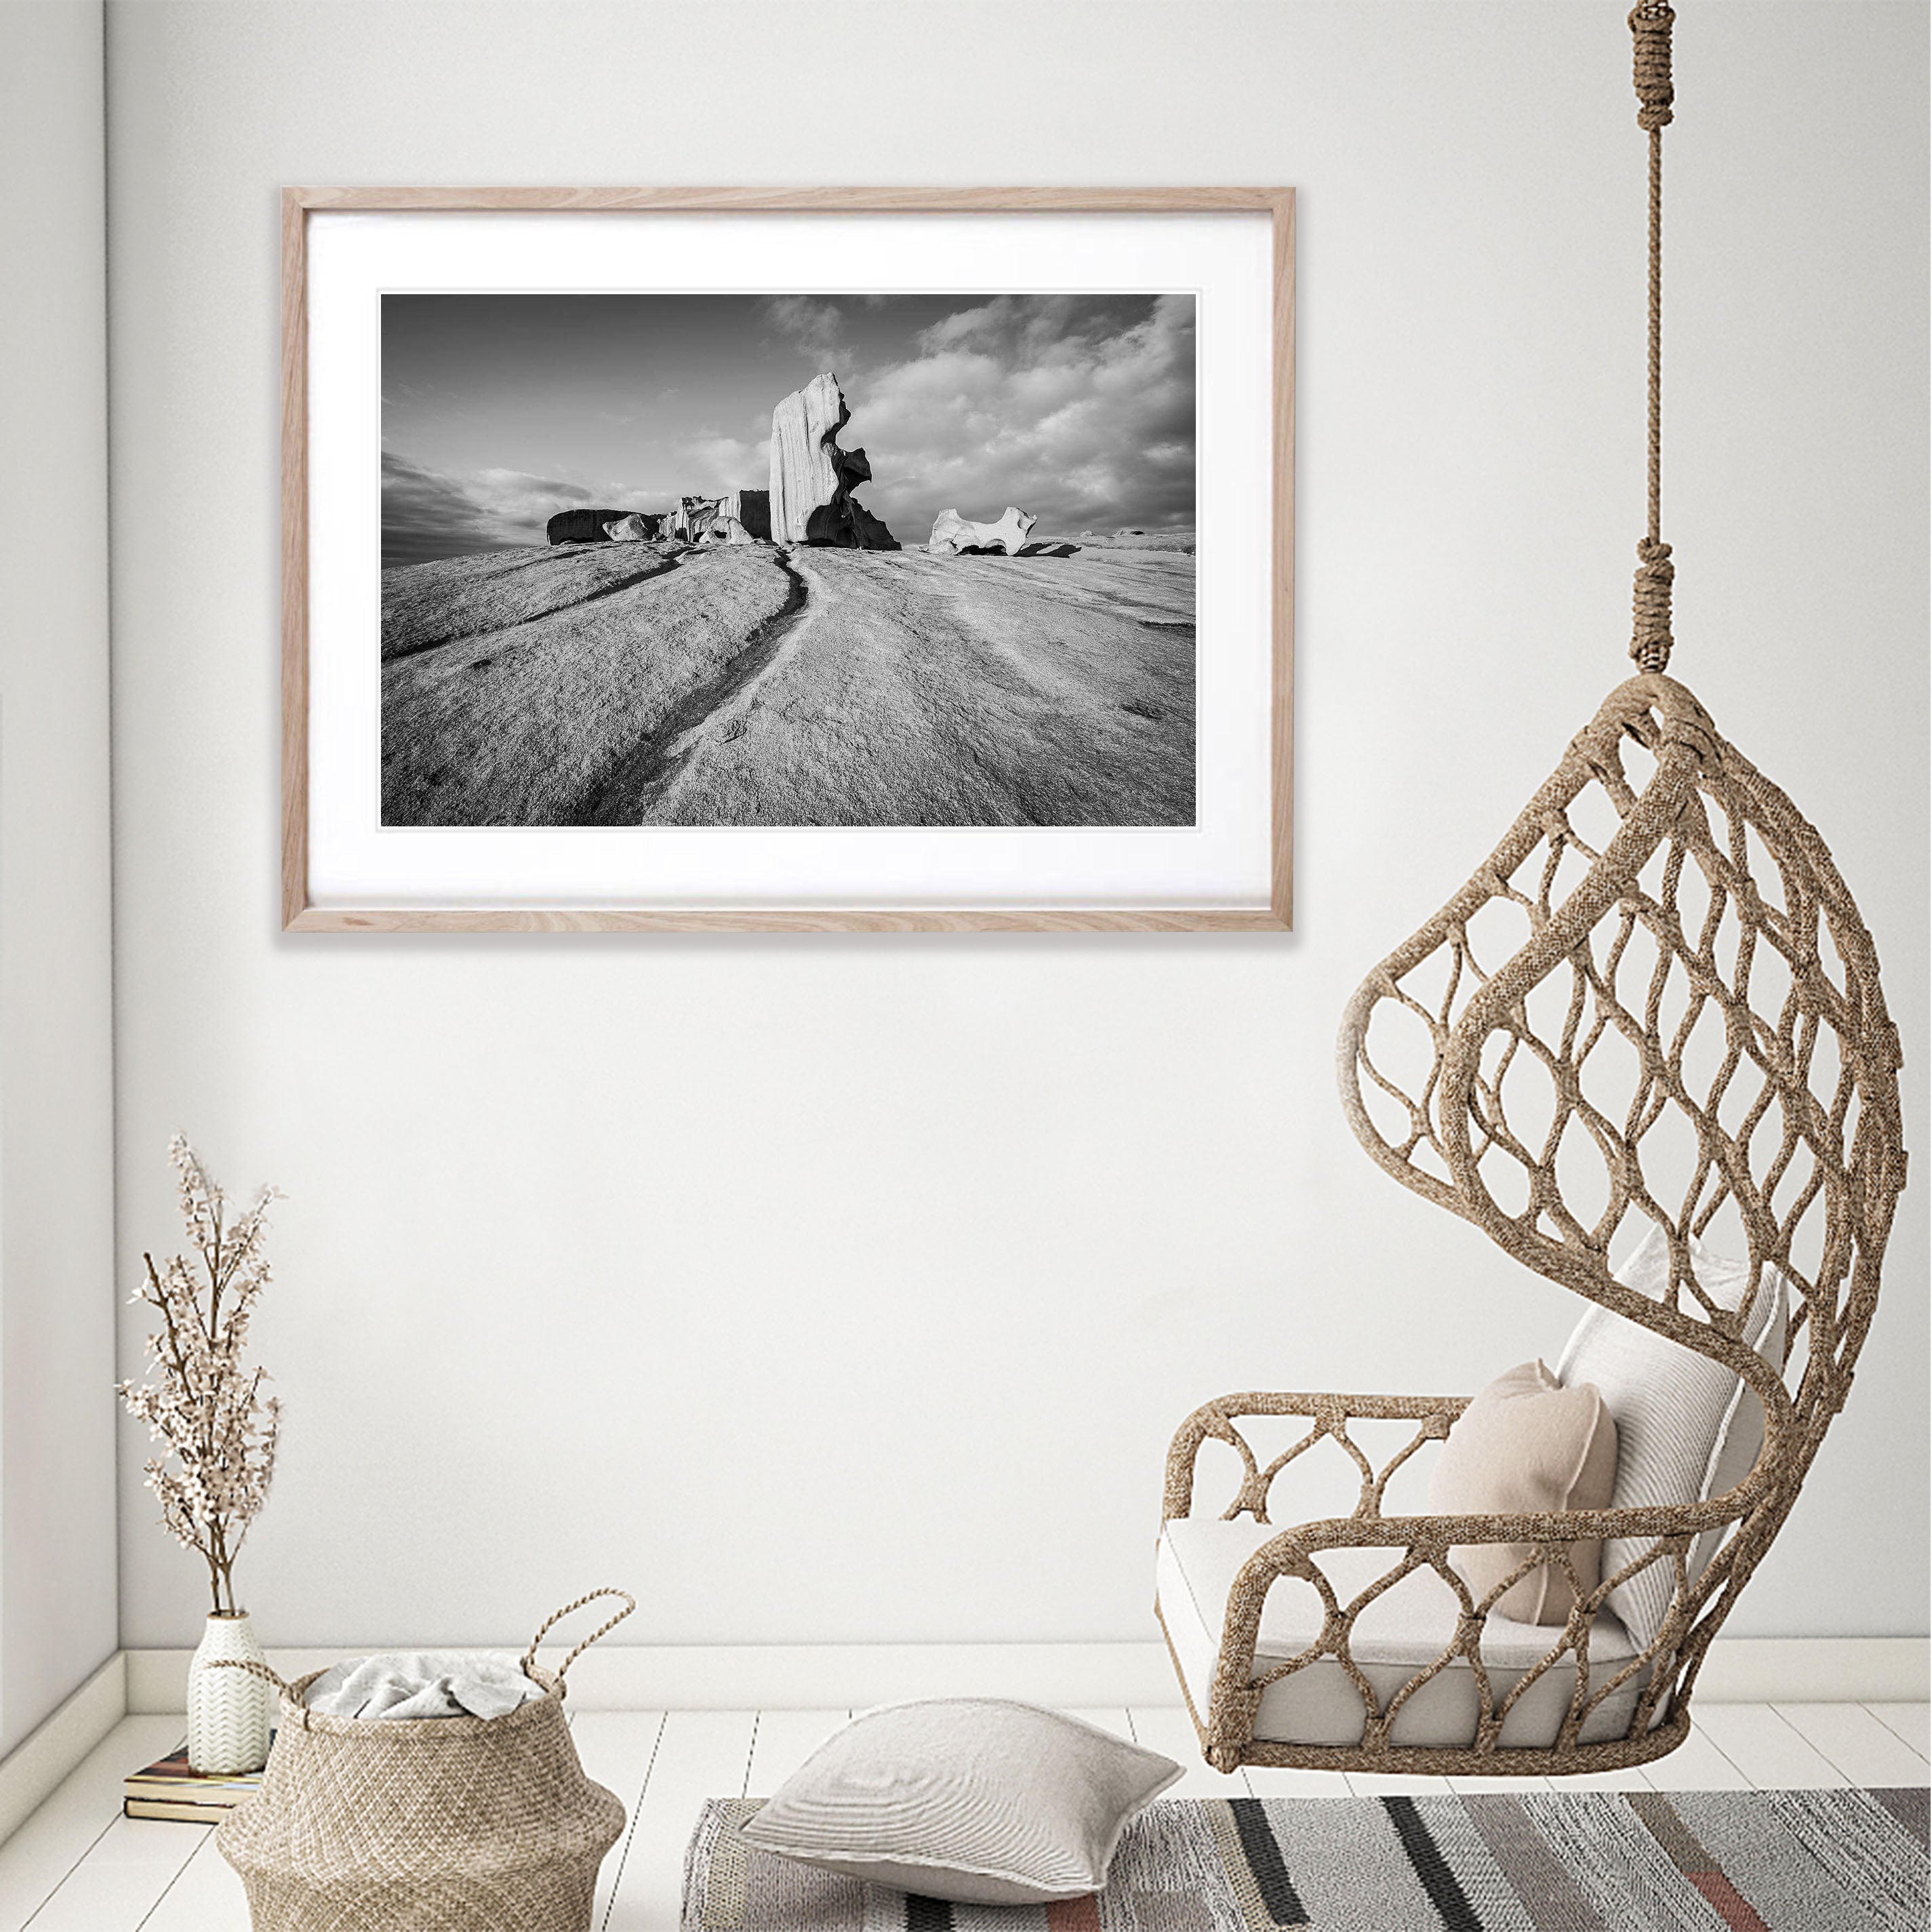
[119,1135,284,1617]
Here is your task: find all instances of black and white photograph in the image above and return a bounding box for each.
[380,291,1198,830]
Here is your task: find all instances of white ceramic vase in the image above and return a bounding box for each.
[186,1611,273,1775]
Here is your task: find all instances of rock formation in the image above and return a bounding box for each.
[768,373,896,548]
[603,512,664,542]
[666,497,719,543]
[847,502,896,549]
[546,374,893,554]
[547,508,648,545]
[662,491,769,545]
[927,507,1038,557]
[719,489,771,541]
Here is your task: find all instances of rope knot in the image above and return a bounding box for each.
[1630,1,1675,131]
[1630,538,1674,672]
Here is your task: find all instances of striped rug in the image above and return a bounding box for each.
[681,1788,1928,1931]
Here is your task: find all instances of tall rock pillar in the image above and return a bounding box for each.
[768,371,897,548]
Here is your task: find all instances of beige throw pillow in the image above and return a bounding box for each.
[1427,1359,1619,1624]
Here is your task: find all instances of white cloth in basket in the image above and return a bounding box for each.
[303,1652,546,1721]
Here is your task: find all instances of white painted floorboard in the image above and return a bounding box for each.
[1241,1763,1354,1798]
[1556,1763,1657,1792]
[1775,1702,1932,1788]
[603,1710,756,1932]
[1342,1769,1457,1796]
[1693,1702,1848,1788]
[1620,1720,1750,1790]
[133,1830,247,1931]
[0,1716,182,1932]
[1868,1701,1932,1763]
[1125,1704,1251,1798]
[570,1711,668,1931]
[745,1710,849,1796]
[13,1817,204,1932]
[0,1703,1919,1929]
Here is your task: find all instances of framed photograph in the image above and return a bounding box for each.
[282,188,1293,931]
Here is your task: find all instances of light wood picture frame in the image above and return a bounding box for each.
[282,186,1293,932]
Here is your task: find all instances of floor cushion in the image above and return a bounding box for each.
[737,1699,1181,1904]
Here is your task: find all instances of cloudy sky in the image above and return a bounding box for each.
[381,292,1195,565]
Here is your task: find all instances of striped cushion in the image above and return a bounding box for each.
[1557,1224,1790,1649]
[737,1700,1182,1906]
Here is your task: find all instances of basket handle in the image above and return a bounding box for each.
[205,1657,297,1698]
[521,1588,635,1692]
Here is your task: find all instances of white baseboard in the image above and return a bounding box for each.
[0,1654,126,1844]
[1690,1637,1928,1704]
[123,1634,1928,1716]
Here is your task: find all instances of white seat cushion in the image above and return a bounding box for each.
[1156,1516,1647,1751]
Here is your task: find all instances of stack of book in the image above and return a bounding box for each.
[123,1744,268,1824]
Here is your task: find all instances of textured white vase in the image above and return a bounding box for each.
[187,1611,273,1775]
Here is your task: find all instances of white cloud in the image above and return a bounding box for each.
[760,295,856,372]
[381,451,666,565]
[467,467,600,532]
[847,295,1195,539]
[680,432,772,494]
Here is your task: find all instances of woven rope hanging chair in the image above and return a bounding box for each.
[1155,6,1906,1779]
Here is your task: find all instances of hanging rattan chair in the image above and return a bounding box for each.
[1153,7,1906,1779]
[1156,673,1905,1776]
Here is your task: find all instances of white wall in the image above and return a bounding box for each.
[0,1,119,1750]
[106,1,1927,1654]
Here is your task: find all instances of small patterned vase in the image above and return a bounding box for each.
[188,1611,273,1775]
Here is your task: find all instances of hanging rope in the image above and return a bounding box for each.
[1629,1,1676,672]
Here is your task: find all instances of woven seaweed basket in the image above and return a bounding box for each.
[214,1590,632,1932]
